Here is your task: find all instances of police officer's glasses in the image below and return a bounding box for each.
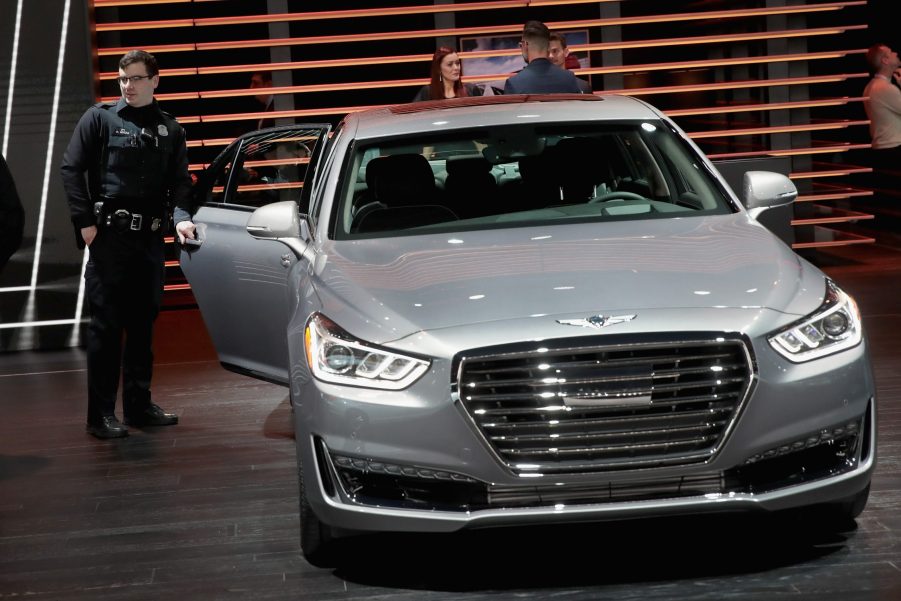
[117,74,153,85]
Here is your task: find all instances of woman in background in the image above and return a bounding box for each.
[412,47,483,101]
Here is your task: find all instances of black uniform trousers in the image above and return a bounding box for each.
[84,226,165,424]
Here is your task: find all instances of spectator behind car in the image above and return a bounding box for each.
[503,20,584,95]
[549,32,593,94]
[863,43,901,217]
[412,47,483,102]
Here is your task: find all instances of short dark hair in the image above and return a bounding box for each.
[549,32,568,49]
[522,20,550,52]
[866,43,888,74]
[119,49,158,77]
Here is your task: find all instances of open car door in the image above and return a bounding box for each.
[178,125,331,385]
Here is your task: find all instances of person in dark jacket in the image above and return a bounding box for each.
[412,47,483,101]
[60,49,193,439]
[503,21,584,95]
[549,32,594,94]
[0,152,24,274]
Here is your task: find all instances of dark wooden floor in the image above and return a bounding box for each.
[2,243,900,600]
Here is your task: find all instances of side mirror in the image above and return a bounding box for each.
[742,171,797,218]
[245,200,310,258]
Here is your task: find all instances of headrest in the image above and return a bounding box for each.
[446,156,492,177]
[552,136,610,184]
[365,154,436,206]
[517,154,548,181]
[552,136,603,163]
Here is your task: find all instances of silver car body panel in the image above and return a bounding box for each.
[307,215,823,346]
[182,204,294,384]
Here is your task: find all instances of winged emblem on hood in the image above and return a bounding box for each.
[556,314,637,329]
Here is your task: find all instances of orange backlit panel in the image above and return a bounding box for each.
[91,0,878,262]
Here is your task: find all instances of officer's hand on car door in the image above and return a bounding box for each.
[175,220,201,247]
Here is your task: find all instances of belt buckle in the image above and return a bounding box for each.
[130,213,143,231]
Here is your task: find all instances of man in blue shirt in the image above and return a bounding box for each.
[503,21,584,95]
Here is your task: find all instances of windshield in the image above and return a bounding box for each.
[335,120,736,239]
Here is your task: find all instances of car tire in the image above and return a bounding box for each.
[298,460,336,567]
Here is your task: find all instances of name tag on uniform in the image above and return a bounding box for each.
[113,127,131,136]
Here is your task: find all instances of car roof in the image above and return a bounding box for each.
[344,94,665,140]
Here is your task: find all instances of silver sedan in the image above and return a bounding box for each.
[181,94,876,566]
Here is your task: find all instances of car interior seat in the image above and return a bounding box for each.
[352,153,458,233]
[443,156,500,219]
[552,136,615,202]
[509,153,560,211]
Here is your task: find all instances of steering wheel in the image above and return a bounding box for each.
[588,191,646,204]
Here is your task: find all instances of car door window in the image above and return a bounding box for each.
[200,125,331,211]
[304,124,340,226]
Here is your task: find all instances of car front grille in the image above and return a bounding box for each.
[455,335,753,475]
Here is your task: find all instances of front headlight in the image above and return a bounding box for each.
[768,279,862,362]
[304,313,430,390]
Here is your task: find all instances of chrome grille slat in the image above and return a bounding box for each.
[486,418,730,441]
[462,377,746,401]
[464,381,744,404]
[458,337,752,475]
[463,350,739,375]
[498,424,722,443]
[474,397,740,418]
[503,435,717,456]
[467,370,744,390]
[482,407,734,432]
[516,452,717,473]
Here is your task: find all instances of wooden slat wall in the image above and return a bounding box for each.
[90,0,876,298]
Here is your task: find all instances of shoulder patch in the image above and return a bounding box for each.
[161,114,183,132]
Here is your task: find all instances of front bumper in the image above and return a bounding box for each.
[293,333,876,534]
[299,399,874,533]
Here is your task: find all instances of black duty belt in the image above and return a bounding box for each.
[103,209,163,233]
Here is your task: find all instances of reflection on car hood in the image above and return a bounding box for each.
[316,215,823,343]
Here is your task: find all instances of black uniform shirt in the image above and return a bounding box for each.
[60,98,192,238]
[0,153,24,268]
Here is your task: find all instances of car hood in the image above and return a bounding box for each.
[314,214,825,343]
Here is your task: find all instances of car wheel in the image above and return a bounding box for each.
[298,460,336,567]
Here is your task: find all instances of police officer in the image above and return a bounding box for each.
[60,49,192,439]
